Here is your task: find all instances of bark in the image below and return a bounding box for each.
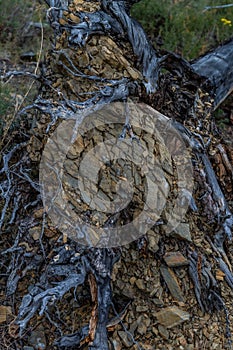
[192,38,233,109]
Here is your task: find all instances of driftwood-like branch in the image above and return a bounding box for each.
[100,0,162,92]
[1,0,232,349]
[192,38,233,108]
[204,4,233,11]
[17,271,86,335]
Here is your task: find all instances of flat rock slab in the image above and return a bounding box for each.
[0,305,12,323]
[172,223,192,242]
[164,251,189,267]
[155,306,190,328]
[160,265,186,302]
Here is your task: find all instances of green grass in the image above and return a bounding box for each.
[131,0,233,60]
[0,83,13,117]
[0,0,48,61]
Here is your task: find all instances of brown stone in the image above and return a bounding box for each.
[135,279,145,290]
[69,13,80,23]
[164,251,189,267]
[158,324,170,340]
[126,66,142,80]
[160,265,185,302]
[0,306,12,324]
[29,226,41,241]
[147,230,160,253]
[112,339,122,350]
[172,223,192,242]
[118,331,133,347]
[155,306,190,328]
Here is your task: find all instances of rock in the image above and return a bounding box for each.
[158,324,170,340]
[130,276,136,285]
[136,304,148,312]
[0,305,12,323]
[126,66,142,80]
[69,13,80,23]
[164,251,189,267]
[33,208,45,219]
[112,339,122,350]
[29,226,41,241]
[152,298,164,307]
[28,326,47,350]
[67,136,84,159]
[23,347,35,350]
[137,321,147,335]
[118,331,133,347]
[152,326,158,336]
[171,223,192,242]
[155,306,190,328]
[147,230,160,253]
[135,279,145,290]
[129,320,138,334]
[160,265,185,302]
[216,268,225,281]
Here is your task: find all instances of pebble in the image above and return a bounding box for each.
[112,339,122,350]
[160,265,186,302]
[28,327,47,350]
[136,304,148,312]
[0,305,11,323]
[29,226,41,241]
[155,306,190,328]
[135,279,145,290]
[158,324,170,340]
[118,331,133,347]
[164,251,189,267]
[137,322,147,335]
[147,230,160,253]
[172,223,192,241]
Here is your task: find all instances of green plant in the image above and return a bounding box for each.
[0,0,48,60]
[131,0,233,60]
[0,83,13,117]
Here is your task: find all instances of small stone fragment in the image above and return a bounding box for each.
[171,223,192,242]
[29,327,47,350]
[137,321,147,335]
[135,279,145,290]
[29,226,41,241]
[33,208,44,219]
[69,13,80,23]
[158,324,170,340]
[126,66,141,80]
[130,276,136,285]
[136,304,148,312]
[155,306,190,328]
[216,269,225,281]
[0,305,12,323]
[147,230,160,253]
[118,331,133,347]
[160,265,185,302]
[164,251,189,267]
[112,339,122,350]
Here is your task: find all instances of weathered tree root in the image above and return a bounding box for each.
[1,0,233,349]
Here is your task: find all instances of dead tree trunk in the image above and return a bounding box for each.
[1,1,233,349]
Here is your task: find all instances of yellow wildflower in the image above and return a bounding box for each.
[221,18,232,26]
